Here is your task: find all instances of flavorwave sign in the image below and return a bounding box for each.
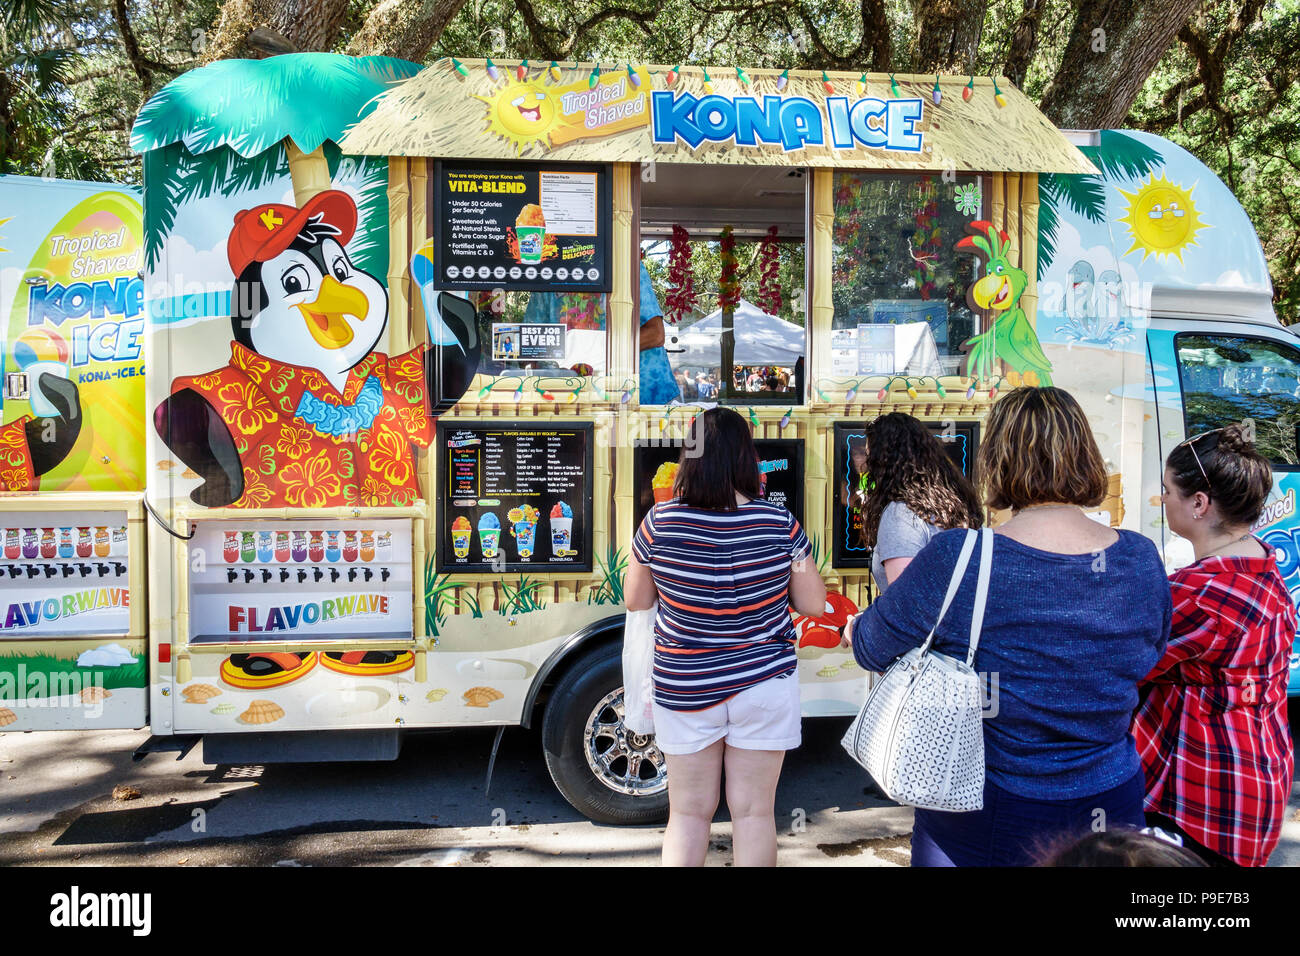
[0,587,129,633]
[227,593,391,633]
[651,90,924,153]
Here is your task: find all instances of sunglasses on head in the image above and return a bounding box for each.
[1174,427,1225,493]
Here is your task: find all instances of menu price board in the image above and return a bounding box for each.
[438,422,593,572]
[432,161,611,293]
[632,439,805,531]
[831,420,978,569]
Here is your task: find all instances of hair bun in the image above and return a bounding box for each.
[1217,424,1254,454]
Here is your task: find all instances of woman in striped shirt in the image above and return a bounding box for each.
[627,407,826,866]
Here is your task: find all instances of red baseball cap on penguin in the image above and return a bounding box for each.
[227,189,358,276]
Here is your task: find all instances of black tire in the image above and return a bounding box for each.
[541,641,670,825]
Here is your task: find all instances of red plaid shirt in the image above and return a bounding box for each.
[1132,541,1296,867]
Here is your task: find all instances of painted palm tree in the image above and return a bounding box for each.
[131,53,421,270]
[1038,130,1165,270]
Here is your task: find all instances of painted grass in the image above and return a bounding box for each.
[0,650,146,697]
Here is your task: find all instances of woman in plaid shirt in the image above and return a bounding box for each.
[1134,424,1296,867]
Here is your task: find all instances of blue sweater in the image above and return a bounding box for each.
[851,528,1171,800]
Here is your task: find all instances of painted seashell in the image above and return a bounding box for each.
[839,660,860,671]
[463,686,504,708]
[157,459,177,471]
[210,703,235,715]
[239,699,285,724]
[817,665,840,678]
[0,708,15,726]
[80,686,112,702]
[182,468,199,479]
[182,683,221,702]
[426,688,448,702]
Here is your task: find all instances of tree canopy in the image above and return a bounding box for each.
[2,0,1295,318]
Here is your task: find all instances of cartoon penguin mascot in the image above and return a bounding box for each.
[0,374,82,490]
[154,190,479,687]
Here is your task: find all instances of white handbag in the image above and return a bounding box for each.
[841,528,993,812]
[622,604,658,735]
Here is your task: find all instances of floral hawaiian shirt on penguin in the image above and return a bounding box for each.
[171,342,431,508]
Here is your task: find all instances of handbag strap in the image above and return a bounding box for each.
[918,529,977,656]
[965,528,994,667]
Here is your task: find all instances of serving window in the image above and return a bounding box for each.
[456,289,608,378]
[830,172,987,379]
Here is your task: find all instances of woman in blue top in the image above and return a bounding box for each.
[845,387,1171,867]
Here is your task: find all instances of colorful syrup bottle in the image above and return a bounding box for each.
[325,530,341,562]
[4,528,19,560]
[240,531,256,563]
[223,531,240,564]
[22,528,38,559]
[377,531,392,562]
[256,530,273,562]
[274,530,290,562]
[42,528,58,558]
[76,527,93,558]
[308,531,324,562]
[93,526,110,558]
[58,527,74,558]
[111,526,127,556]
[291,530,307,562]
[360,530,375,562]
[342,530,358,562]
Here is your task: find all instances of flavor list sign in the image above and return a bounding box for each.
[432,161,611,292]
[632,439,805,530]
[831,421,978,569]
[438,422,593,572]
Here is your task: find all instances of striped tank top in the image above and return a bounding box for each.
[632,498,812,711]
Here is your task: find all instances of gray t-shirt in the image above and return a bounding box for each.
[871,501,942,594]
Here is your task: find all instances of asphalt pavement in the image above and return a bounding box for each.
[1,715,1296,867]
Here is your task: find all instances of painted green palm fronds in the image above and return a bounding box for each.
[499,575,547,615]
[1038,172,1106,272]
[143,141,288,270]
[587,545,628,605]
[326,144,390,276]
[131,54,421,159]
[806,532,831,576]
[1081,131,1164,182]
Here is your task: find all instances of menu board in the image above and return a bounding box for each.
[632,439,805,531]
[432,161,611,293]
[831,420,979,569]
[438,422,593,572]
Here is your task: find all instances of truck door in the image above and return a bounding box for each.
[1147,319,1300,687]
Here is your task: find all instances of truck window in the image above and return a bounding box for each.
[458,289,607,378]
[831,172,986,378]
[1174,333,1300,466]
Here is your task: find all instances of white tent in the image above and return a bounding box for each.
[668,299,804,368]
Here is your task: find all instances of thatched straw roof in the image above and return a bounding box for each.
[338,60,1096,174]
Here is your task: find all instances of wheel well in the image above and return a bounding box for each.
[521,615,624,729]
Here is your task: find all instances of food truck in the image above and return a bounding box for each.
[1,54,1296,825]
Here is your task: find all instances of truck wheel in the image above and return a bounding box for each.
[541,642,669,825]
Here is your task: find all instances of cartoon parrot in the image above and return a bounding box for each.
[958,220,1053,387]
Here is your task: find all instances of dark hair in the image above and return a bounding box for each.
[978,386,1108,511]
[1166,423,1273,527]
[1037,828,1207,867]
[859,413,984,548]
[675,407,760,510]
[765,375,780,390]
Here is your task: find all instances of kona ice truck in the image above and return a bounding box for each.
[0,54,1295,826]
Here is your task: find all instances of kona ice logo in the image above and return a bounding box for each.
[228,594,390,633]
[651,90,923,152]
[1,588,129,630]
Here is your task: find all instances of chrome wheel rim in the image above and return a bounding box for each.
[583,688,667,796]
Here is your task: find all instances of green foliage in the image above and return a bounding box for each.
[0,650,147,696]
[499,574,548,615]
[587,544,628,605]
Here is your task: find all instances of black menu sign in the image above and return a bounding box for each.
[831,420,979,569]
[633,439,805,531]
[437,422,593,573]
[433,161,611,293]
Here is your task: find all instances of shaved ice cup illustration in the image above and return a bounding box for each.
[509,505,539,559]
[451,516,472,558]
[478,513,501,559]
[14,328,71,417]
[652,462,678,504]
[549,502,573,557]
[516,203,547,264]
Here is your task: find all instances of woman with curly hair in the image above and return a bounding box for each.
[859,412,984,591]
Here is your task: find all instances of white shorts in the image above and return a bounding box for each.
[651,674,802,755]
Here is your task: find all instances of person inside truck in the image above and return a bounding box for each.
[1134,424,1295,867]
